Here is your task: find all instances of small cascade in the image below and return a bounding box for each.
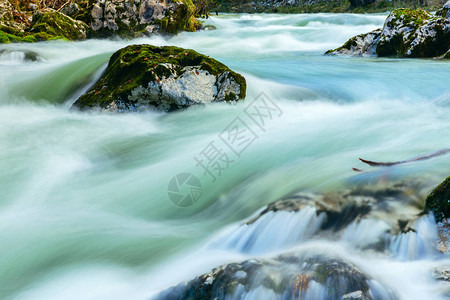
[208,207,326,254]
[341,218,391,249]
[389,214,440,261]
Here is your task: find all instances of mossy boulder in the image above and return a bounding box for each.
[424,177,450,222]
[29,9,89,41]
[326,7,450,58]
[376,9,450,57]
[90,0,200,38]
[72,44,246,112]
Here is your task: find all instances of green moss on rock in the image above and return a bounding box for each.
[29,9,89,41]
[72,44,246,112]
[425,177,450,222]
[374,8,450,58]
[392,8,432,28]
[155,0,199,34]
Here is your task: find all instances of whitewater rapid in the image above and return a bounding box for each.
[0,13,449,300]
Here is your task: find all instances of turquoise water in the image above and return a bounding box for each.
[0,13,449,299]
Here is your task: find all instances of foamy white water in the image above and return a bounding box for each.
[0,13,449,300]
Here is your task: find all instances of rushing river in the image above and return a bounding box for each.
[0,13,450,300]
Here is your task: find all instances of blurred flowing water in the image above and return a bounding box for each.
[0,13,449,300]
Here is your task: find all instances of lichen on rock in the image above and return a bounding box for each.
[72,44,246,112]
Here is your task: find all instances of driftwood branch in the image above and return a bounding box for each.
[353,148,450,172]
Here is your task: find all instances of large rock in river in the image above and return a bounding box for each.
[327,7,450,58]
[376,9,450,57]
[155,251,396,299]
[72,45,246,112]
[424,176,450,222]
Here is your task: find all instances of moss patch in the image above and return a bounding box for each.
[156,0,199,34]
[425,177,450,222]
[392,8,433,28]
[29,9,88,40]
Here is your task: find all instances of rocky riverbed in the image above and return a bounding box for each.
[0,8,449,300]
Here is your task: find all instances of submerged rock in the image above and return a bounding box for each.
[250,180,425,234]
[0,49,40,62]
[72,45,246,112]
[208,180,432,257]
[433,266,450,282]
[343,290,365,299]
[155,252,395,300]
[424,176,450,222]
[327,7,450,58]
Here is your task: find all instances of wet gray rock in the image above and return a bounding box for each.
[249,180,425,234]
[433,266,450,282]
[343,290,365,299]
[326,29,381,56]
[155,252,396,300]
[60,3,80,19]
